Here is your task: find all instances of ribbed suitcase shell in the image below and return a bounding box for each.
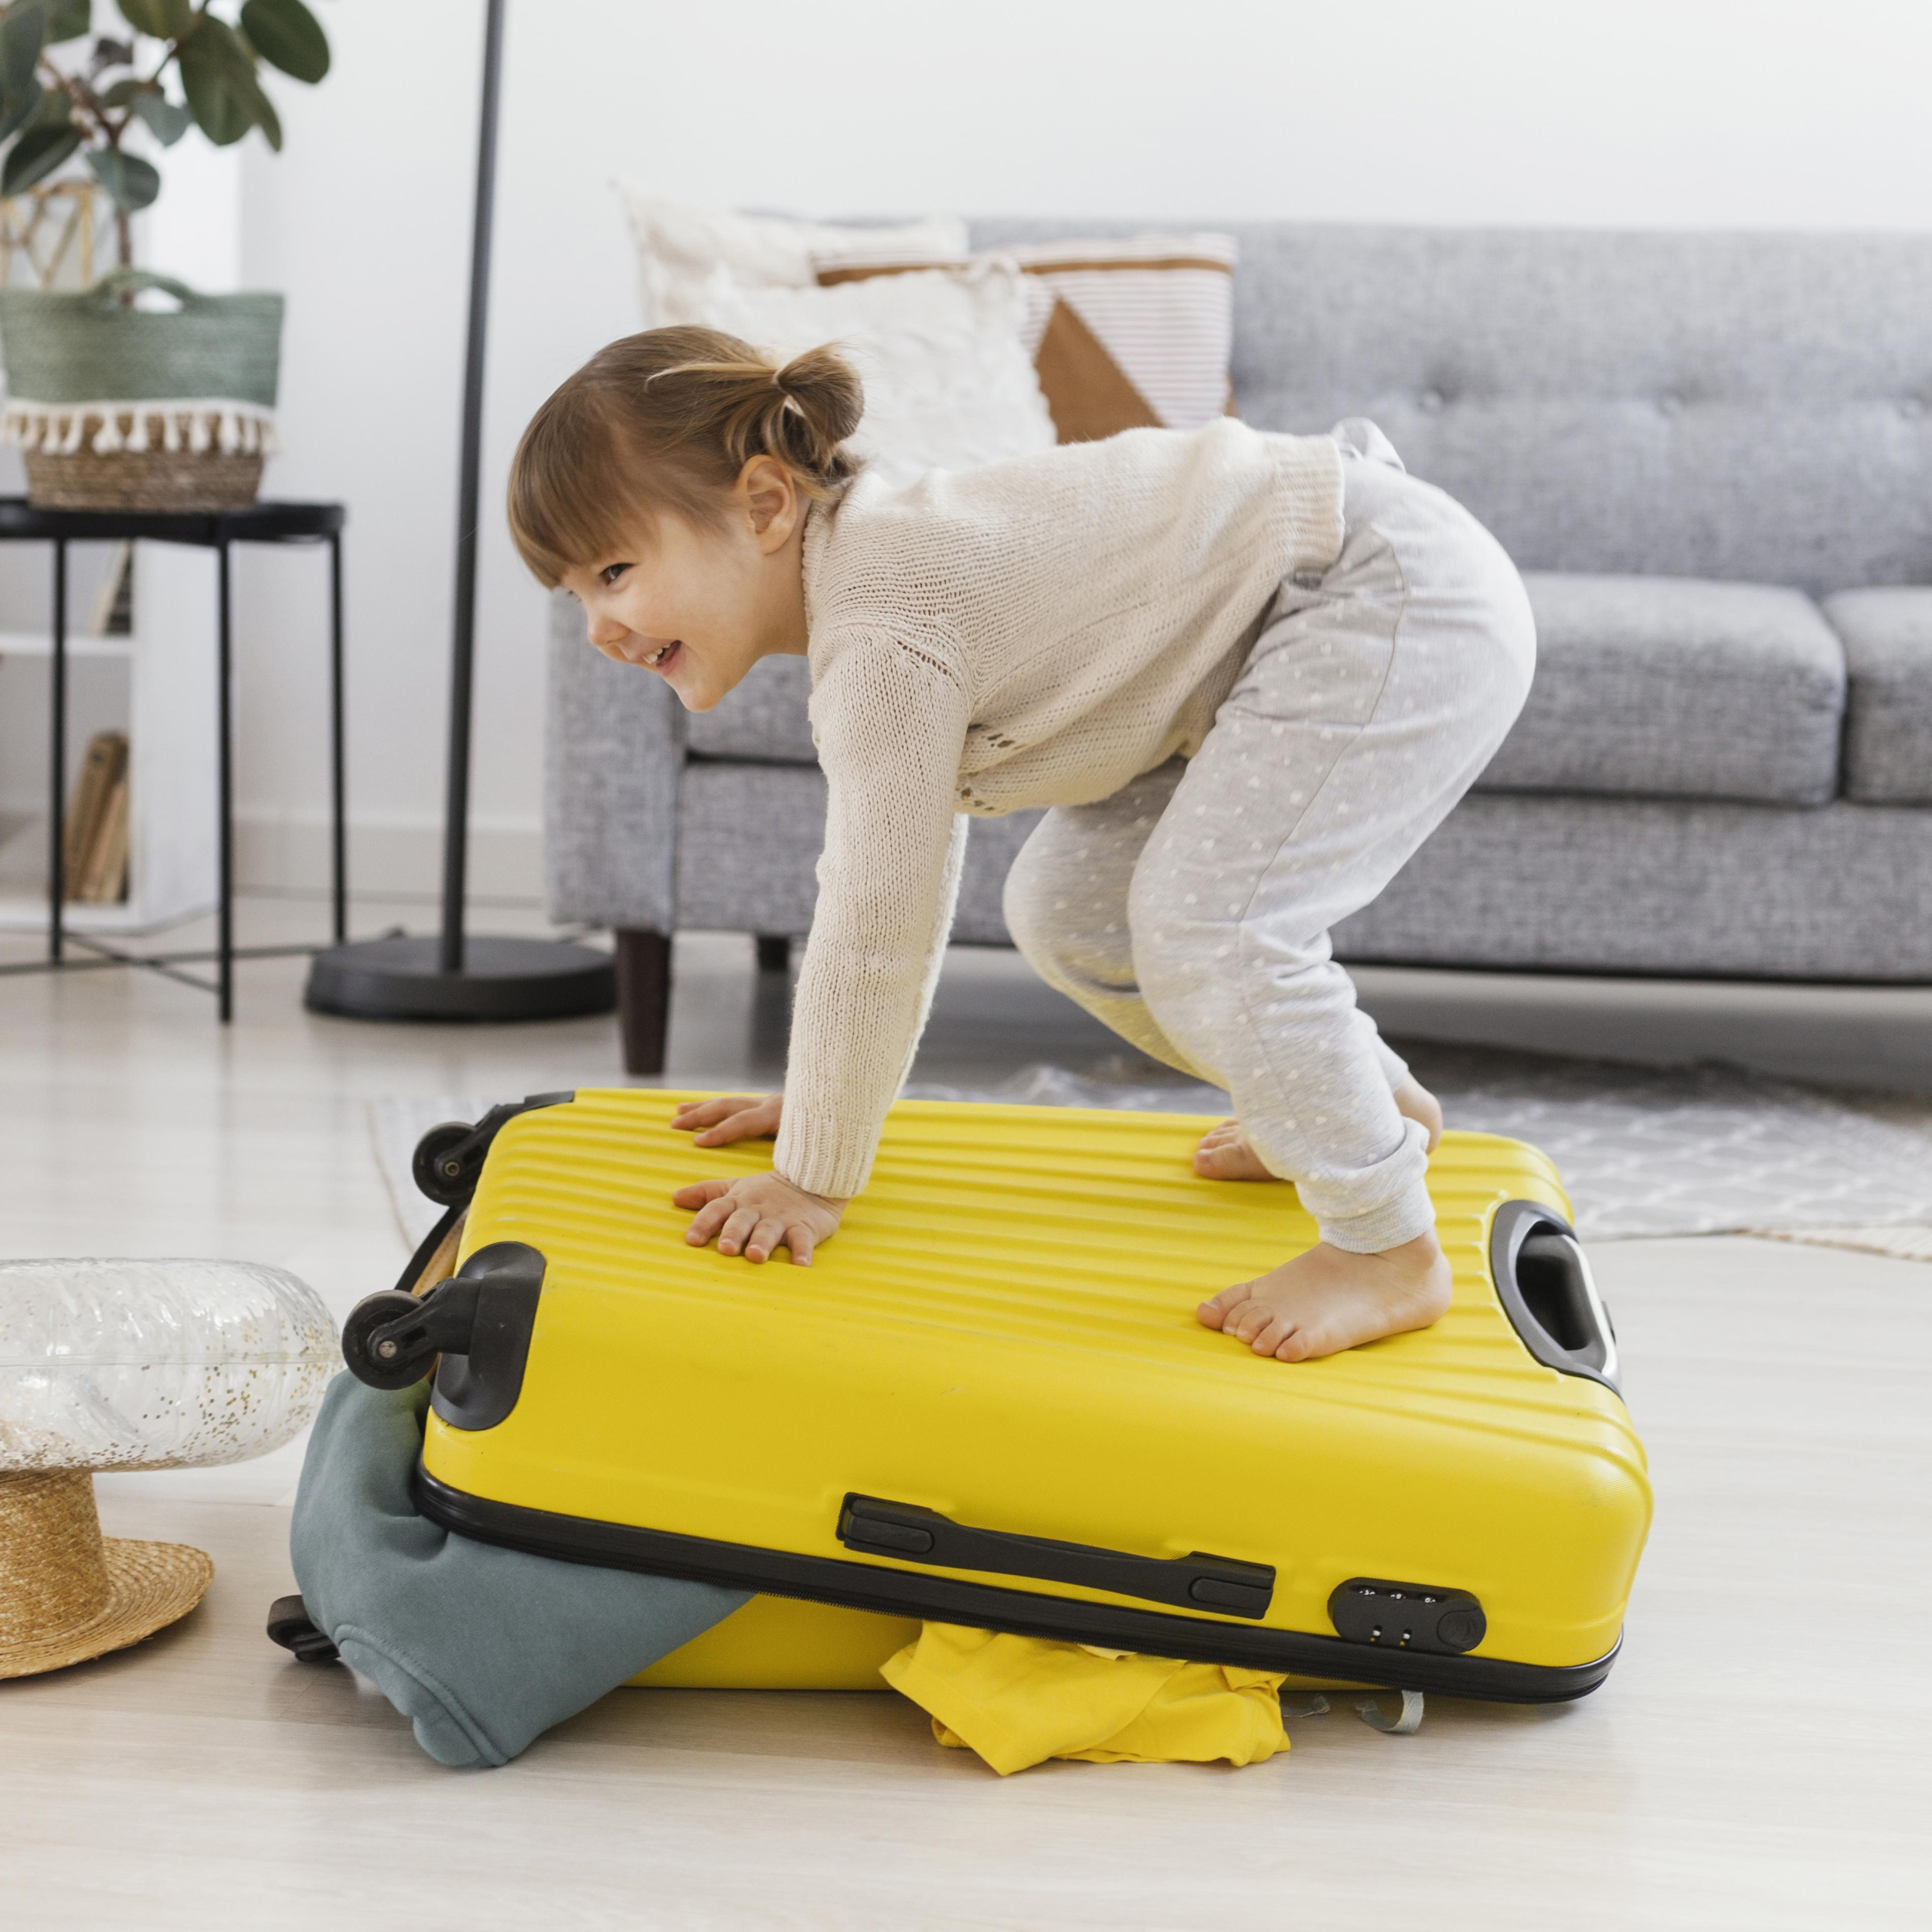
[418,1090,1650,1700]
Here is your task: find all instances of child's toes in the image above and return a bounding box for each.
[1252,1314,1298,1360]
[1192,1126,1277,1182]
[1271,1323,1319,1362]
[1225,1299,1277,1346]
[1196,1282,1251,1331]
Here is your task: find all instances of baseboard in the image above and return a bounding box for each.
[1349,962,1932,1093]
[233,811,545,903]
[1,801,547,906]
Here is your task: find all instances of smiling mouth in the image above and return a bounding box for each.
[640,640,681,671]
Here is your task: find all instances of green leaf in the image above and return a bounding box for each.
[0,121,80,196]
[115,0,190,39]
[42,0,91,46]
[177,15,253,144]
[100,74,139,104]
[240,63,278,148]
[1,6,46,94]
[33,82,72,124]
[181,12,281,150]
[7,0,95,49]
[240,0,325,83]
[86,144,158,209]
[0,79,43,143]
[128,82,189,144]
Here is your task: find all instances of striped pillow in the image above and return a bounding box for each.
[818,233,1237,444]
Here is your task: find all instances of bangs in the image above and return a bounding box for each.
[507,379,723,587]
[507,387,652,587]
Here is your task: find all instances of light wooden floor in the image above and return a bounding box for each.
[2,906,1928,1928]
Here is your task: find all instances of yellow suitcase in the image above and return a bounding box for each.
[349,1090,1649,1703]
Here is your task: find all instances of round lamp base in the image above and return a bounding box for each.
[303,934,616,1023]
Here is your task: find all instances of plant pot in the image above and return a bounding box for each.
[0,268,282,512]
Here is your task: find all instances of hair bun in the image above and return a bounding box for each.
[771,344,865,472]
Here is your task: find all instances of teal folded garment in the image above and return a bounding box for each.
[291,1372,748,1768]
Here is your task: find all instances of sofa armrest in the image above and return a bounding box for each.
[543,587,687,929]
[1821,587,1932,804]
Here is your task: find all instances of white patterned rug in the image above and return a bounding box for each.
[372,1048,1932,1259]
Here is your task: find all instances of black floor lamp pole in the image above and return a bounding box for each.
[437,0,505,975]
[304,0,616,1025]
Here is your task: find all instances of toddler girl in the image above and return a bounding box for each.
[509,328,1535,1362]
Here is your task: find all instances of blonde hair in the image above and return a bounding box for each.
[508,326,864,586]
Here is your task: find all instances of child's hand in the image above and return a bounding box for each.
[673,1171,843,1265]
[671,1091,783,1147]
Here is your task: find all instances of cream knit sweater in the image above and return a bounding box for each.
[771,419,1346,1201]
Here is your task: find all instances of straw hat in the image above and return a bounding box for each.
[0,1469,213,1680]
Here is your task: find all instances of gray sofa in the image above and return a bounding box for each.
[546,222,1932,1073]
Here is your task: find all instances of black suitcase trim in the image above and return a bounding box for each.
[414,1467,1619,1706]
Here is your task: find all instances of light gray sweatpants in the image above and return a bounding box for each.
[1002,421,1536,1252]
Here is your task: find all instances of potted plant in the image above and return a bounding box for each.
[0,0,329,509]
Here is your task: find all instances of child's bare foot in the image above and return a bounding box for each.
[1191,1076,1444,1179]
[1196,1230,1452,1362]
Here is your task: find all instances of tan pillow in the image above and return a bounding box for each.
[818,233,1237,444]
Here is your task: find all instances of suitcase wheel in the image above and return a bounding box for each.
[265,1594,339,1665]
[341,1288,443,1389]
[413,1121,480,1206]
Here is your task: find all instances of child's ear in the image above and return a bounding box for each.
[740,456,800,551]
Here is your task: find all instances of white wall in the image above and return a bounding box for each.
[219,0,1932,906]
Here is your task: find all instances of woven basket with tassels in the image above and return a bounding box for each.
[0,267,283,511]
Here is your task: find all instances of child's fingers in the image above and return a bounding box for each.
[672,1178,732,1209]
[784,1223,815,1266]
[682,1188,742,1245]
[680,1097,781,1146]
[672,1095,760,1132]
[741,1213,791,1264]
[714,1204,764,1257]
[693,1112,774,1147]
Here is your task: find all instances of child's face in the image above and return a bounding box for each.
[560,458,804,712]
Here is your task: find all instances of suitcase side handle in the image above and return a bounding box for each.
[838,1495,1275,1619]
[1491,1200,1620,1392]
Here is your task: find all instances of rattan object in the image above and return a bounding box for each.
[22,439,265,511]
[0,1470,213,1679]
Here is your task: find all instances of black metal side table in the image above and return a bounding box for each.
[0,496,346,1020]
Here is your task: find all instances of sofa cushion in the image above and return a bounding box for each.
[1821,587,1932,804]
[684,654,818,764]
[689,573,1852,804]
[1477,574,1845,804]
[1335,793,1932,980]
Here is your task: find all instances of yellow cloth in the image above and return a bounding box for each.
[879,1622,1287,1776]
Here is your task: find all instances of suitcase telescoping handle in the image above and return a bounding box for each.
[838,1495,1275,1619]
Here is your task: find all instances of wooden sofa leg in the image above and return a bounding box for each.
[614,929,672,1076]
[754,934,791,974]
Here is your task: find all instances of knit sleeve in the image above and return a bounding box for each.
[772,632,972,1200]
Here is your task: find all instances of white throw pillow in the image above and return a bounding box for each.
[615,183,969,328]
[815,233,1240,441]
[694,257,1058,488]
